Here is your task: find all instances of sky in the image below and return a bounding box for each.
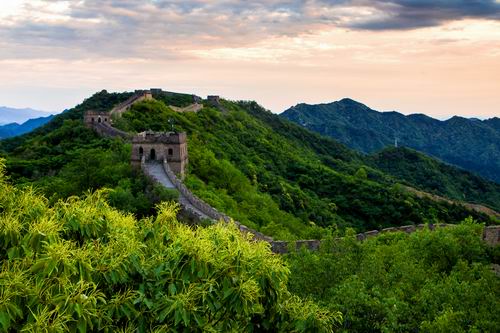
[0,0,499,119]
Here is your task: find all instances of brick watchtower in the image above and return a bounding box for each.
[83,111,111,125]
[131,131,188,177]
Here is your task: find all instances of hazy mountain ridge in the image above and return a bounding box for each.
[0,115,54,139]
[281,99,500,182]
[0,106,54,125]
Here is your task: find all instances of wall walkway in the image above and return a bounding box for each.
[169,103,203,113]
[110,91,153,117]
[92,123,131,139]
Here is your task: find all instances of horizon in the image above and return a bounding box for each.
[2,91,500,122]
[1,1,499,119]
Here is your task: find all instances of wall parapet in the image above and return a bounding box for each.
[270,224,500,254]
[110,90,153,117]
[159,158,273,242]
[89,122,131,140]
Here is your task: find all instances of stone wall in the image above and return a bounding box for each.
[270,224,500,254]
[159,158,273,242]
[207,95,220,106]
[110,90,153,117]
[88,121,131,139]
[483,225,500,246]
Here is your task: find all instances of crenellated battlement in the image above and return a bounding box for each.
[132,131,187,144]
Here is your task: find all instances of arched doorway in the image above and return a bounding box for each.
[98,117,102,123]
[139,147,143,157]
[150,148,156,161]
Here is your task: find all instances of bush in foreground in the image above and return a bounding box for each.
[0,160,340,332]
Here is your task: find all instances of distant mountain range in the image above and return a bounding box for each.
[0,106,54,125]
[0,115,54,139]
[281,99,500,183]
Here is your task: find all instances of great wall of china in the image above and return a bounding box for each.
[84,90,500,253]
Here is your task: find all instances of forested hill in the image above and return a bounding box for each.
[281,99,500,183]
[368,147,500,211]
[1,90,499,242]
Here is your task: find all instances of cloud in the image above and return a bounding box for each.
[342,0,500,30]
[0,0,499,61]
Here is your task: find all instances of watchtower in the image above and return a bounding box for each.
[131,131,188,177]
[84,111,111,126]
[207,95,220,105]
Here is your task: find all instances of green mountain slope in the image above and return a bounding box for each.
[368,147,500,211]
[281,99,500,183]
[0,90,176,217]
[1,91,497,241]
[116,97,498,229]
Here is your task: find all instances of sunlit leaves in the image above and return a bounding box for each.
[0,160,337,332]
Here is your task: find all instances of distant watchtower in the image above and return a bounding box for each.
[131,131,188,177]
[84,111,111,125]
[207,95,220,106]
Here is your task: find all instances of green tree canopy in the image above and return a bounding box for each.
[0,159,340,332]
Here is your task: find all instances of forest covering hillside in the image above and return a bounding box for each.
[1,90,499,332]
[1,90,498,241]
[367,147,500,211]
[281,99,500,183]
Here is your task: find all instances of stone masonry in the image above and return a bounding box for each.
[110,90,153,117]
[83,111,111,125]
[131,131,188,177]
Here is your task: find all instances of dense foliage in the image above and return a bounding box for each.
[115,98,495,238]
[0,160,339,332]
[281,98,500,183]
[286,221,500,332]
